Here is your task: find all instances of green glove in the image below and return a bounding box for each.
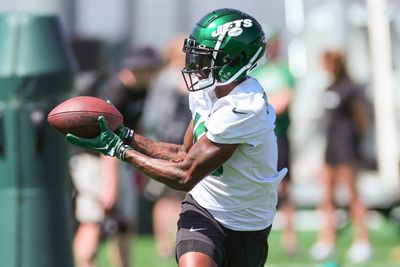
[66,116,132,160]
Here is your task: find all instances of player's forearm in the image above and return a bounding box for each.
[124,148,194,191]
[129,133,183,161]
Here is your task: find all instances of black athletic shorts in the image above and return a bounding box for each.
[176,194,272,267]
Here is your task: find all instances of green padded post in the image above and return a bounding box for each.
[0,14,76,267]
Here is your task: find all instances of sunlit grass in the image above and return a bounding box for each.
[96,217,400,267]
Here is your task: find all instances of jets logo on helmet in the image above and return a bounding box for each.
[211,19,253,37]
[181,8,266,92]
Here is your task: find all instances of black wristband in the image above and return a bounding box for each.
[122,128,135,145]
[116,143,132,161]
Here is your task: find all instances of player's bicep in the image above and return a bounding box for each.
[183,135,238,187]
[182,119,194,152]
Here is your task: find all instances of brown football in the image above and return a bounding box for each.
[48,96,123,138]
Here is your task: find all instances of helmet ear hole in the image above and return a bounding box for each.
[228,52,246,68]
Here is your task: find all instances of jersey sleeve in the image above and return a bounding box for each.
[206,97,276,145]
[189,90,211,116]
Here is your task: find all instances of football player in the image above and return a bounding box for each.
[67,8,287,267]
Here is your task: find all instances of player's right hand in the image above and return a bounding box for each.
[66,116,132,161]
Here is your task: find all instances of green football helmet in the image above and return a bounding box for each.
[182,8,266,91]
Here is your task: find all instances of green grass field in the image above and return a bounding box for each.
[96,218,400,267]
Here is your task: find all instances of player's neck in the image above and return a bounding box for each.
[214,78,246,98]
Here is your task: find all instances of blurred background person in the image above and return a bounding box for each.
[250,29,297,256]
[309,50,371,263]
[70,45,161,267]
[99,46,162,266]
[70,152,117,267]
[68,39,122,267]
[99,156,134,267]
[69,94,126,267]
[139,35,190,259]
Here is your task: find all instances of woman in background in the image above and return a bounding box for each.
[310,50,372,263]
[140,35,190,258]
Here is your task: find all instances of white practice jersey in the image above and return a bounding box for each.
[189,77,287,231]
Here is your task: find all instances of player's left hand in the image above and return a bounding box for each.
[66,116,132,160]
